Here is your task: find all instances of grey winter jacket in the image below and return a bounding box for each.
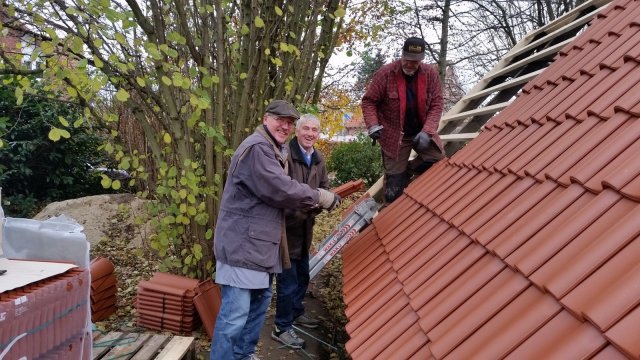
[285,137,329,259]
[214,126,320,273]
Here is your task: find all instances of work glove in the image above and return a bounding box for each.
[412,131,432,152]
[317,188,341,211]
[368,125,384,145]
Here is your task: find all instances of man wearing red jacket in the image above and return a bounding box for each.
[362,37,445,203]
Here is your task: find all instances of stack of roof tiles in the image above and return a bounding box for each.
[90,257,117,322]
[341,0,640,358]
[136,272,200,334]
[0,267,90,359]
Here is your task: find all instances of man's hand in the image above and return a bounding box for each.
[317,189,341,211]
[368,125,384,144]
[412,131,431,152]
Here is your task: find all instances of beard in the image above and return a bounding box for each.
[402,67,418,76]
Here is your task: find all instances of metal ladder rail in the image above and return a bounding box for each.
[308,198,379,279]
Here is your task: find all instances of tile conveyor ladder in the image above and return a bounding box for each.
[365,0,613,198]
[309,197,379,279]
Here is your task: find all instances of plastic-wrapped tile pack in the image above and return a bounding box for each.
[0,267,91,359]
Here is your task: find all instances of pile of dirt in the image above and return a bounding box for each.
[34,193,151,247]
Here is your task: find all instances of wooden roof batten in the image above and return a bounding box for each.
[439,0,613,153]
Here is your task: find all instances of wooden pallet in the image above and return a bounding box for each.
[92,331,195,360]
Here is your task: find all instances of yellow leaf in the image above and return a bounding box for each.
[136,77,146,87]
[115,32,126,44]
[58,116,69,127]
[112,179,121,190]
[241,24,249,35]
[254,16,264,28]
[172,73,183,86]
[240,73,247,79]
[116,88,129,102]
[59,129,70,138]
[73,119,83,128]
[15,87,23,105]
[66,87,77,98]
[48,128,61,141]
[334,7,346,18]
[179,189,187,199]
[161,76,172,86]
[93,55,104,68]
[101,175,112,188]
[264,48,271,55]
[163,133,172,144]
[275,6,283,16]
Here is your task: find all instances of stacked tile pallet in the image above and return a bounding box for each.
[90,257,117,322]
[136,272,201,334]
[0,267,90,359]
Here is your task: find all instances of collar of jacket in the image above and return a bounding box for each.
[256,125,289,165]
[289,136,318,165]
[391,60,428,131]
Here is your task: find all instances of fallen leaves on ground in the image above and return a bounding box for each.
[90,193,364,358]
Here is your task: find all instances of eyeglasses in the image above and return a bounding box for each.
[270,116,296,126]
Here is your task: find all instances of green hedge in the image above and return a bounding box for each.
[327,133,383,187]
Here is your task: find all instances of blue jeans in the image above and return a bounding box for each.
[274,254,309,330]
[210,282,272,360]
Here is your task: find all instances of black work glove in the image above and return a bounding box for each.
[412,131,432,152]
[368,125,384,145]
[369,128,382,141]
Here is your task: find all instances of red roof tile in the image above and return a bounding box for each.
[341,0,640,358]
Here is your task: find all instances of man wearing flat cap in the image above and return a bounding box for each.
[210,100,340,360]
[362,37,445,204]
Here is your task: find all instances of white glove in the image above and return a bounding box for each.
[317,189,341,211]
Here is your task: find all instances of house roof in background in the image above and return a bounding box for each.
[341,0,640,358]
[343,115,366,129]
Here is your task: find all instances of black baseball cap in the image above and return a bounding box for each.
[402,37,426,61]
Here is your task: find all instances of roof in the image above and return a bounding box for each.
[344,115,366,129]
[341,0,640,359]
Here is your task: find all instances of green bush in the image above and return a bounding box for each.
[0,83,112,217]
[327,133,383,187]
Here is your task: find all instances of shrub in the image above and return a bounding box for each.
[327,133,383,187]
[0,83,113,217]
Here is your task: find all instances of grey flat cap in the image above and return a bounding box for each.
[265,100,300,119]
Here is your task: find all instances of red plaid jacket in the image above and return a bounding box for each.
[361,60,444,159]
